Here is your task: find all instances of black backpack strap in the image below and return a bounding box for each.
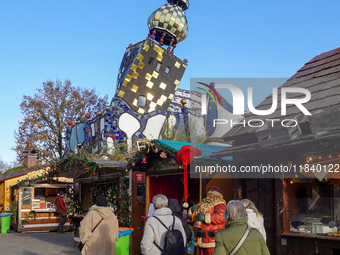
[153,240,163,252]
[152,216,169,252]
[153,216,169,230]
[171,216,175,230]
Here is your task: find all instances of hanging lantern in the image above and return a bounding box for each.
[141,156,148,164]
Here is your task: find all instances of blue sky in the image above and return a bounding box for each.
[1,0,340,163]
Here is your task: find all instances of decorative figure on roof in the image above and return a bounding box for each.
[103,0,189,149]
[188,186,226,255]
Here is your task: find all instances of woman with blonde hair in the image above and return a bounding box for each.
[241,199,266,242]
[213,200,269,255]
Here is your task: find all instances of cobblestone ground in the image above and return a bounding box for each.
[0,231,80,255]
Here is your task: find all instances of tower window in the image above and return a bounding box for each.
[156,62,162,72]
[148,57,155,65]
[137,95,147,107]
[165,66,171,74]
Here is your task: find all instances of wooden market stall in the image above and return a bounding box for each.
[60,159,130,250]
[208,46,340,255]
[0,160,50,231]
[0,156,73,233]
[129,139,234,255]
[17,182,72,232]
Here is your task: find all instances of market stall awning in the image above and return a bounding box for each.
[155,139,233,161]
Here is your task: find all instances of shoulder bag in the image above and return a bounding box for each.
[229,225,252,255]
[78,216,104,252]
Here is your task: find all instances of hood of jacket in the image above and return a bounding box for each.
[90,205,114,220]
[168,199,181,217]
[226,218,248,227]
[153,207,173,217]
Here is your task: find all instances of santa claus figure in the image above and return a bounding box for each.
[188,186,226,255]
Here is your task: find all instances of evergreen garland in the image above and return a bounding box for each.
[107,172,133,227]
[15,151,98,188]
[67,188,82,216]
[127,140,178,170]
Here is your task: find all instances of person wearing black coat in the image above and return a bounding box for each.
[168,199,192,246]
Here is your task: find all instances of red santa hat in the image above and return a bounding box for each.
[176,145,202,208]
[207,186,223,197]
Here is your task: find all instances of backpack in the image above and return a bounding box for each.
[153,215,185,255]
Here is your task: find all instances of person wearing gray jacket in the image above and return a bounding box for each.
[141,194,187,255]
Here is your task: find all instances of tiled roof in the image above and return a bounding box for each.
[224,47,340,138]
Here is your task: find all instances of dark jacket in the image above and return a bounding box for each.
[212,218,270,255]
[56,195,67,213]
[168,199,192,244]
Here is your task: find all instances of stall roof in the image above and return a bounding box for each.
[58,159,128,180]
[223,46,340,138]
[0,164,49,182]
[155,139,233,161]
[93,159,128,168]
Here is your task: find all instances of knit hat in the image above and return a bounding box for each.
[96,195,108,207]
[58,190,64,196]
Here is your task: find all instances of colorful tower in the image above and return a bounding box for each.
[104,0,190,148]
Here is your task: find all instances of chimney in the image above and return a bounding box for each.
[22,149,37,169]
[25,155,37,169]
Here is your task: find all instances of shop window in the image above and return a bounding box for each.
[156,62,162,72]
[165,66,171,74]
